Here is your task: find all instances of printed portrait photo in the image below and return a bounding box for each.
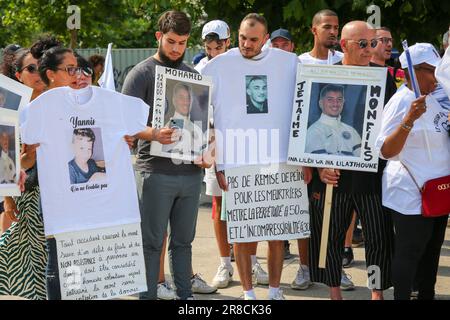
[68,127,106,185]
[0,86,22,111]
[0,124,17,185]
[162,78,209,156]
[304,83,366,157]
[246,75,268,114]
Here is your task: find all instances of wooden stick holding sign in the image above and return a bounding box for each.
[319,183,334,269]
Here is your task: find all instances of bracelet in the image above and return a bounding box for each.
[400,123,413,131]
[152,128,159,141]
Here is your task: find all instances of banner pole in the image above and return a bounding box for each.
[319,183,333,269]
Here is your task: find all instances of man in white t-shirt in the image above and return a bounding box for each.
[298,9,343,65]
[202,13,302,301]
[196,19,238,290]
[296,9,356,293]
[195,20,231,73]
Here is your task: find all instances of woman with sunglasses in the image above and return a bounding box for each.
[0,37,79,300]
[75,53,94,89]
[0,48,46,231]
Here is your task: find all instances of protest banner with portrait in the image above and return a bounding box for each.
[287,64,387,172]
[224,163,310,243]
[0,115,20,196]
[150,66,212,162]
[0,74,32,196]
[0,74,32,114]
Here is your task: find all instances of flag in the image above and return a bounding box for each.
[98,43,115,91]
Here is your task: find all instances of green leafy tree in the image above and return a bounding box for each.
[1,0,449,51]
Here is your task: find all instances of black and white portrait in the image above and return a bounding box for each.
[246,75,268,114]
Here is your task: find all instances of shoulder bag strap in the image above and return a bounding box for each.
[400,161,423,193]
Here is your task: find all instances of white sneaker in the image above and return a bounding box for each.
[268,289,286,300]
[244,292,257,300]
[252,262,269,285]
[191,273,218,294]
[157,281,177,300]
[291,265,313,290]
[212,264,234,288]
[340,270,355,291]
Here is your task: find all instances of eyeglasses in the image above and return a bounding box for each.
[377,37,393,45]
[57,66,93,77]
[57,66,80,76]
[346,39,378,49]
[20,64,38,74]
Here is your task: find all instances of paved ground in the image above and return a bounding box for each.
[181,205,450,300]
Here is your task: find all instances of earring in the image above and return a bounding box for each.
[50,79,54,83]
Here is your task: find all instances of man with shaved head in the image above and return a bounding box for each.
[308,20,395,300]
[202,13,305,300]
[298,9,343,64]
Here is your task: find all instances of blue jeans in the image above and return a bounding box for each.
[135,171,202,300]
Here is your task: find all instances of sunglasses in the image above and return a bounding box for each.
[57,66,93,77]
[346,39,378,49]
[20,64,39,74]
[377,37,393,45]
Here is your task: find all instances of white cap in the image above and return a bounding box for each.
[399,43,441,69]
[201,20,230,40]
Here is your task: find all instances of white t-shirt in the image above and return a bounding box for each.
[202,47,298,171]
[194,56,209,73]
[20,86,149,235]
[298,51,343,65]
[375,85,450,215]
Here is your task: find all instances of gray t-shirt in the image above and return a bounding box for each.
[122,57,201,175]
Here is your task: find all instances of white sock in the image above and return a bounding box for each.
[300,264,310,280]
[268,286,280,297]
[244,289,256,299]
[251,255,258,266]
[220,256,232,266]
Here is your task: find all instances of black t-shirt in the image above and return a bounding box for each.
[310,61,397,195]
[122,57,201,175]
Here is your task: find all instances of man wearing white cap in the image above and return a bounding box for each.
[196,19,238,290]
[195,20,231,73]
[377,42,450,300]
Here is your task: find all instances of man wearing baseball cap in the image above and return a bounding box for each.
[195,20,231,73]
[270,28,294,52]
[376,42,450,300]
[196,19,238,291]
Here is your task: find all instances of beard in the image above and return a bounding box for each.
[324,42,338,49]
[158,46,185,68]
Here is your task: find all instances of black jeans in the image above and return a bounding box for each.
[390,209,448,300]
[46,237,61,300]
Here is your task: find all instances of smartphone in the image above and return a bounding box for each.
[169,118,184,130]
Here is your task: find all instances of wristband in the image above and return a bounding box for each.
[400,123,413,131]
